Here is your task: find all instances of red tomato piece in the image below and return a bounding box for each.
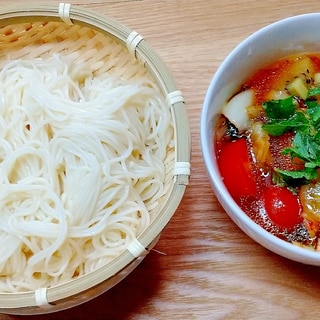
[263,186,302,230]
[217,138,257,201]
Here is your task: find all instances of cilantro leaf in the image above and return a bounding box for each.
[262,96,296,120]
[307,105,320,127]
[261,95,320,187]
[308,87,320,97]
[285,132,316,159]
[282,131,320,166]
[275,167,318,185]
[262,110,308,136]
[262,121,293,136]
[305,99,319,108]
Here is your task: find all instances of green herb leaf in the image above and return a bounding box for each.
[262,122,292,136]
[305,99,319,108]
[307,105,320,127]
[262,96,296,120]
[282,131,320,165]
[275,167,318,185]
[308,87,320,97]
[262,110,309,136]
[262,94,320,187]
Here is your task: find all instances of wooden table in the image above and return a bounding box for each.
[1,1,320,319]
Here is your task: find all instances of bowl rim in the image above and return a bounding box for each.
[201,12,320,266]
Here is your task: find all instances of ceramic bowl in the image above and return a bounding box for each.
[201,13,320,266]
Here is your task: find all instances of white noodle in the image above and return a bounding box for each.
[0,54,174,292]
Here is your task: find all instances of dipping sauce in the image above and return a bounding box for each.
[215,53,320,249]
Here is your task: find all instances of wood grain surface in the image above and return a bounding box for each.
[1,1,320,319]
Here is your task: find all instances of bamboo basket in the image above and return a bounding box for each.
[0,3,191,315]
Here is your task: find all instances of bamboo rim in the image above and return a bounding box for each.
[0,3,191,313]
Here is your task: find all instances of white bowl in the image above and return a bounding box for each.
[201,13,320,266]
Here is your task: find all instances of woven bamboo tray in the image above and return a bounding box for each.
[0,3,191,315]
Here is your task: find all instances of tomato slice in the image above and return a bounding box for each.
[217,138,257,201]
[262,186,302,230]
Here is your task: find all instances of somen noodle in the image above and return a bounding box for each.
[0,54,174,292]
